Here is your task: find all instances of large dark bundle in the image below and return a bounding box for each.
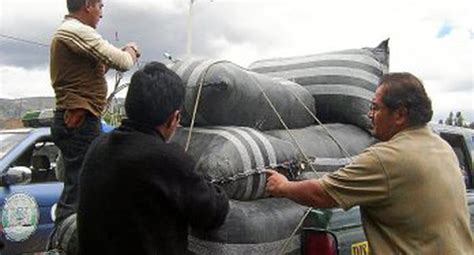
[169,58,316,131]
[171,126,298,200]
[249,40,390,131]
[189,198,308,254]
[265,123,377,159]
[171,124,376,200]
[266,124,377,172]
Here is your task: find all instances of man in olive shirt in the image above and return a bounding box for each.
[266,72,473,254]
[48,0,139,252]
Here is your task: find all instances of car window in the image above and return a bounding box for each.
[440,132,472,188]
[5,138,60,185]
[471,135,474,154]
[33,141,59,165]
[29,141,60,183]
[0,133,28,159]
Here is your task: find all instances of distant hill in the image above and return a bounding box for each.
[0,97,125,129]
[0,97,55,119]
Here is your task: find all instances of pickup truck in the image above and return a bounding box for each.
[0,124,472,254]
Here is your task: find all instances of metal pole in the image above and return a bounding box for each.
[186,0,194,56]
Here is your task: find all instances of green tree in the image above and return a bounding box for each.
[445,111,454,126]
[454,111,464,127]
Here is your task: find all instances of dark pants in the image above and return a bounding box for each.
[51,109,101,224]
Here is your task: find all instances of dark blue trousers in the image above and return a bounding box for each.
[51,109,101,224]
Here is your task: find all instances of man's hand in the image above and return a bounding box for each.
[123,42,140,61]
[64,109,87,128]
[95,62,109,76]
[265,169,290,197]
[265,169,338,208]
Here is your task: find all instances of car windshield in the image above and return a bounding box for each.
[0,132,29,159]
[471,135,474,155]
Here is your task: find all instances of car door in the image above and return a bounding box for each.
[0,129,63,254]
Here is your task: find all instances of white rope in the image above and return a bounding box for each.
[247,72,354,254]
[103,71,124,116]
[248,74,320,177]
[279,207,313,255]
[184,60,231,152]
[182,61,354,255]
[287,89,353,160]
[103,62,142,124]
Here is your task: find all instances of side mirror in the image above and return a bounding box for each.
[1,166,32,185]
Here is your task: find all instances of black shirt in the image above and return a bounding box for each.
[77,120,229,254]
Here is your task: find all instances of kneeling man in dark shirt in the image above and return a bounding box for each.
[77,62,230,255]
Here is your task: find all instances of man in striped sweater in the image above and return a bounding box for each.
[48,0,140,253]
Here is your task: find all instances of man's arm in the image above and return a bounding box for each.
[156,144,230,230]
[55,21,139,71]
[97,43,140,75]
[265,169,338,208]
[92,38,139,71]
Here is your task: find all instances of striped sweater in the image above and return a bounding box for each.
[50,16,134,116]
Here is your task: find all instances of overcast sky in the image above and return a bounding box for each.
[0,0,472,123]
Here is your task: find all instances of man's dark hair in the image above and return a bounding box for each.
[67,0,84,12]
[67,0,97,13]
[379,72,433,126]
[125,62,185,127]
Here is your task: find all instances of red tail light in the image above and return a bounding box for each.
[302,228,338,255]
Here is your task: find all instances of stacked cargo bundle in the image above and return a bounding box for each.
[167,51,382,253]
[172,125,375,254]
[169,58,316,131]
[172,124,377,201]
[189,198,308,254]
[249,39,390,132]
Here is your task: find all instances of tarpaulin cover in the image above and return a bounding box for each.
[265,123,377,159]
[172,126,298,200]
[169,58,316,131]
[249,39,390,132]
[171,124,376,200]
[189,198,308,254]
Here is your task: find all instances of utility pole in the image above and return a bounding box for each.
[186,0,195,56]
[187,0,213,56]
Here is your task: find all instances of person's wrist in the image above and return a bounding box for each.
[281,181,292,196]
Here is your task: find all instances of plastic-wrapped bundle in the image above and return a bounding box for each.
[171,124,377,199]
[171,126,298,200]
[189,198,308,255]
[266,123,377,158]
[266,124,377,172]
[169,58,316,130]
[249,40,390,131]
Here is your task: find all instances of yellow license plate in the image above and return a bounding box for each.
[351,241,369,255]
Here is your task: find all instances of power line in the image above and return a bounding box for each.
[0,33,49,47]
[0,33,157,64]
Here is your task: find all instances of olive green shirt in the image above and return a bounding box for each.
[321,126,473,254]
[50,16,134,116]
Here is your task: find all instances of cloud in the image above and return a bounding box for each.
[0,0,472,122]
[0,66,52,98]
[437,21,453,38]
[430,90,474,123]
[0,39,49,68]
